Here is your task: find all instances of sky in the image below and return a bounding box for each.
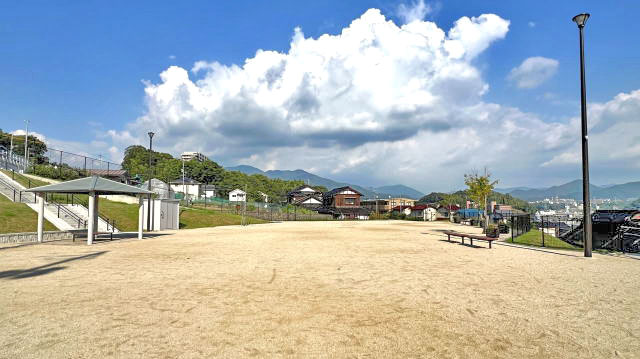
[1,0,639,192]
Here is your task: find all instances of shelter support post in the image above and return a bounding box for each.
[37,192,44,242]
[138,196,144,240]
[87,191,95,245]
[94,195,100,234]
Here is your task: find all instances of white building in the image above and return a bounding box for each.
[229,189,247,202]
[181,152,207,162]
[141,178,175,199]
[169,177,202,200]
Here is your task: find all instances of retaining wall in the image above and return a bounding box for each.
[0,231,73,244]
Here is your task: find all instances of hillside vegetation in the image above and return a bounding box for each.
[122,145,325,202]
[419,190,534,212]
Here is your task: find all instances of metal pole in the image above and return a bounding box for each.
[59,150,63,178]
[23,120,29,171]
[577,23,592,257]
[147,132,154,231]
[542,216,545,247]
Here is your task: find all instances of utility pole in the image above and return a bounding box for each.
[23,120,29,171]
[9,134,13,156]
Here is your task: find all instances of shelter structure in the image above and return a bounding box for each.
[26,176,153,245]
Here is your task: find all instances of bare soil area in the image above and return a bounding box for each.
[1,220,638,358]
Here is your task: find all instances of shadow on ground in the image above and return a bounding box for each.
[0,251,107,280]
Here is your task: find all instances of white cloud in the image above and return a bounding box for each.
[543,90,640,172]
[397,0,432,24]
[169,55,176,60]
[508,56,559,89]
[37,7,637,191]
[528,21,536,28]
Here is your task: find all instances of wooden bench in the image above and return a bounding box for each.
[443,231,497,248]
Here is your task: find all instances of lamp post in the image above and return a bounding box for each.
[572,13,592,257]
[23,120,29,171]
[147,131,155,231]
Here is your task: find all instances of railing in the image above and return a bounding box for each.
[47,196,87,229]
[0,151,27,171]
[0,175,34,203]
[68,194,117,232]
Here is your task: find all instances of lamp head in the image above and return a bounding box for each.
[572,13,590,27]
[148,131,155,139]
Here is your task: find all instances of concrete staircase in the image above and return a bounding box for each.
[0,170,116,231]
[63,203,119,233]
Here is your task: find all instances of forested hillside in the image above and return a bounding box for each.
[121,146,325,202]
[418,190,534,212]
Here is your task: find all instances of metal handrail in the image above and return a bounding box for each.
[47,196,87,229]
[69,194,117,231]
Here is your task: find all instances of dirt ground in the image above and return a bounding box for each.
[0,220,639,358]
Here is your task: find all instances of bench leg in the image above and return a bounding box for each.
[461,237,464,245]
[489,241,492,249]
[447,234,450,242]
[470,238,473,246]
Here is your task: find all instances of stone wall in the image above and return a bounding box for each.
[0,231,73,244]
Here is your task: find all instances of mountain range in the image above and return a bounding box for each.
[225,165,424,199]
[496,180,640,201]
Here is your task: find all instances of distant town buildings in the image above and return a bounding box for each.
[287,185,323,208]
[181,151,207,162]
[361,197,417,213]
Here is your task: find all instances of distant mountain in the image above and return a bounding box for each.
[494,186,535,194]
[373,185,424,199]
[225,165,264,175]
[507,180,640,201]
[224,165,424,199]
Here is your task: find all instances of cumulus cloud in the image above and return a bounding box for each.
[528,21,536,28]
[508,56,559,89]
[85,8,637,190]
[543,90,640,173]
[116,9,509,153]
[397,0,433,24]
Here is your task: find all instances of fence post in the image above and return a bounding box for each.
[542,217,544,247]
[59,150,63,178]
[511,216,514,243]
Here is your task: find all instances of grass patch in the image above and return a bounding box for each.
[179,206,268,229]
[510,229,577,250]
[1,170,142,232]
[0,194,57,233]
[98,200,140,232]
[0,169,49,188]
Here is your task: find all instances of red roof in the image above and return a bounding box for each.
[411,204,430,210]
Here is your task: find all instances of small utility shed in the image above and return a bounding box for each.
[26,176,153,245]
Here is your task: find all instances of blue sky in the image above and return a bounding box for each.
[1,1,639,191]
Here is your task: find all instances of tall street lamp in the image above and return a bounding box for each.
[147,131,155,231]
[572,13,592,257]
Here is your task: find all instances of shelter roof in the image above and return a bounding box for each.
[25,176,152,195]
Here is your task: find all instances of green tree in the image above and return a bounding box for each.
[464,168,499,229]
[0,129,48,163]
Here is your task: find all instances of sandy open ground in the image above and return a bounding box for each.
[1,220,639,358]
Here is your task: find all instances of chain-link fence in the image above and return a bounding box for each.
[34,148,122,180]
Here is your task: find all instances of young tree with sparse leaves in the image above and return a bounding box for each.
[464,168,499,230]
